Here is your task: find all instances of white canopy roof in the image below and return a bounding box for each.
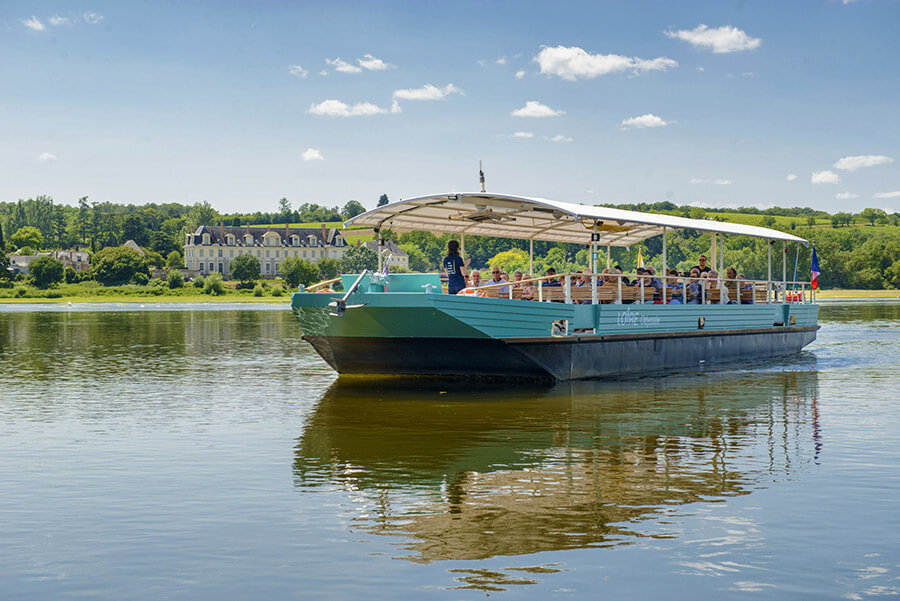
[345,193,808,247]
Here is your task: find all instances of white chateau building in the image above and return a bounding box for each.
[183,224,407,277]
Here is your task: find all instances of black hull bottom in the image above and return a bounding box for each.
[303,326,819,381]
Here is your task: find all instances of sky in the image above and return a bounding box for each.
[2,0,899,215]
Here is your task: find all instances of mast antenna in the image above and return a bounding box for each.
[479,160,485,193]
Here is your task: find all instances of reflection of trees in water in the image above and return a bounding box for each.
[0,309,302,419]
[295,371,820,572]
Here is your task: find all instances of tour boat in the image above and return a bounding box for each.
[290,193,818,381]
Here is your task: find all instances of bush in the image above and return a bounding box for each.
[64,267,77,284]
[29,256,65,289]
[167,270,184,289]
[131,272,149,285]
[253,283,264,296]
[148,277,166,287]
[14,286,27,297]
[193,276,205,288]
[271,285,284,297]
[203,272,225,295]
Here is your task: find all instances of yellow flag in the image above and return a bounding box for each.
[637,247,644,269]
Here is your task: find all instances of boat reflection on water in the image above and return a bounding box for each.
[294,370,820,569]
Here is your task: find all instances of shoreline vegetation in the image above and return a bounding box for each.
[0,284,896,304]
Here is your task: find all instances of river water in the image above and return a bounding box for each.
[1,301,898,600]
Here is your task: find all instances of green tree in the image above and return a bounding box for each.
[377,194,389,207]
[187,201,220,229]
[11,226,43,251]
[339,245,378,272]
[166,250,185,268]
[0,252,10,279]
[486,248,529,275]
[278,256,319,287]
[122,213,149,246]
[859,208,887,226]
[29,256,65,288]
[278,197,292,223]
[398,242,430,272]
[341,200,366,220]
[316,257,341,280]
[92,247,148,286]
[229,253,260,283]
[0,220,5,252]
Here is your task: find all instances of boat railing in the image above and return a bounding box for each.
[466,271,815,305]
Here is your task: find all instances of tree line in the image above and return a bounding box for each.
[3,194,899,289]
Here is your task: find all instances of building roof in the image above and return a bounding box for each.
[345,192,809,247]
[186,225,347,248]
[362,239,408,257]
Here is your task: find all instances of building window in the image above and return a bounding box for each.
[209,262,214,272]
[202,233,211,245]
[226,234,235,246]
[218,249,223,257]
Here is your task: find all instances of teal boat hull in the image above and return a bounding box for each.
[291,283,819,381]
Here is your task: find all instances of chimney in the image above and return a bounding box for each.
[219,221,224,243]
[321,223,327,244]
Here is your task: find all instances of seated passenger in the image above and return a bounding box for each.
[542,267,562,287]
[666,269,684,304]
[521,274,536,300]
[724,267,739,304]
[686,268,702,304]
[738,272,754,304]
[469,270,482,288]
[486,267,510,296]
[513,270,524,287]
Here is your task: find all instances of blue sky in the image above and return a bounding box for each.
[2,0,899,214]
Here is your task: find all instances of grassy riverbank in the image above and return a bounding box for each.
[0,281,292,303]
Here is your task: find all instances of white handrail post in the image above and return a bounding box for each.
[767,240,773,304]
[683,278,687,304]
[564,274,571,304]
[538,279,543,302]
[640,279,645,304]
[616,273,622,304]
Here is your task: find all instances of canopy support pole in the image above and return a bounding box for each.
[767,240,772,304]
[662,228,667,302]
[591,224,598,305]
[711,232,717,272]
[606,245,611,269]
[720,234,725,273]
[529,238,534,275]
[377,229,383,272]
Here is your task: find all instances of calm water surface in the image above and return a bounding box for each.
[1,301,899,600]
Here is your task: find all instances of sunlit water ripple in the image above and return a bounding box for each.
[1,300,899,600]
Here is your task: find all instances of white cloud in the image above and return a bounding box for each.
[302,148,324,161]
[665,25,761,53]
[690,178,732,185]
[358,54,392,71]
[82,12,104,24]
[873,191,900,199]
[308,99,389,117]
[318,70,328,76]
[836,192,859,200]
[496,57,507,65]
[620,113,669,129]
[511,100,564,117]
[392,83,462,101]
[515,70,525,79]
[550,134,573,142]
[288,65,308,78]
[326,58,362,73]
[38,152,57,161]
[696,66,705,72]
[833,154,893,171]
[512,132,533,139]
[786,173,798,182]
[534,45,677,81]
[23,16,45,31]
[49,16,71,26]
[811,170,841,184]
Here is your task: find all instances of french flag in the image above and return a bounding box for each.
[811,245,820,290]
